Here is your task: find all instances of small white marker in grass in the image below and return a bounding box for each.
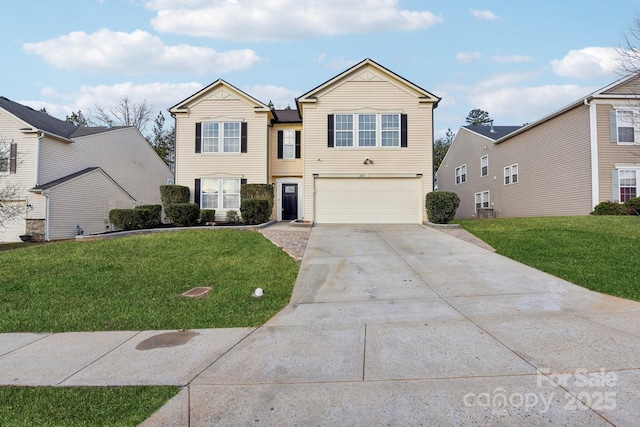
[252,287,264,298]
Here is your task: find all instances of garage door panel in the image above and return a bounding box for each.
[315,178,421,224]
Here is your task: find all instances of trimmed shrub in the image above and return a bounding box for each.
[226,210,242,224]
[591,201,627,216]
[109,208,152,231]
[425,191,460,224]
[135,204,162,226]
[200,209,216,224]
[240,199,270,225]
[241,184,274,215]
[624,197,640,215]
[165,203,200,226]
[160,185,190,206]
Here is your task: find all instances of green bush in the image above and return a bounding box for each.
[425,191,460,224]
[240,199,270,225]
[160,185,190,206]
[226,210,242,224]
[591,201,627,216]
[135,204,162,226]
[109,208,153,231]
[624,197,640,215]
[200,209,216,223]
[164,203,200,226]
[241,184,274,216]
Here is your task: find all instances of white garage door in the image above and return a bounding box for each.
[315,177,422,224]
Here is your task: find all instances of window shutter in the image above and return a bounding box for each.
[241,122,248,153]
[9,143,17,174]
[295,130,301,159]
[327,114,334,147]
[241,178,247,185]
[277,131,284,159]
[401,114,408,147]
[195,123,202,153]
[610,110,617,142]
[611,170,620,203]
[194,179,201,208]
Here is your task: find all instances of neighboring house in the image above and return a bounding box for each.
[438,74,640,219]
[0,97,174,242]
[170,58,440,224]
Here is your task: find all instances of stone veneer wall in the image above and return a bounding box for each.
[25,219,46,242]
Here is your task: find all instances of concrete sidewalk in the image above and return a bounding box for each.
[2,224,640,426]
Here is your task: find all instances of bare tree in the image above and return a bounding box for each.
[617,15,640,76]
[90,96,154,132]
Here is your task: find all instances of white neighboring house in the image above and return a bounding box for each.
[0,96,174,242]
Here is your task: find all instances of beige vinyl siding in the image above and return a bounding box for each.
[47,169,134,240]
[301,70,434,222]
[37,128,172,205]
[440,105,592,219]
[596,103,640,202]
[270,124,303,179]
[602,75,640,94]
[174,95,270,221]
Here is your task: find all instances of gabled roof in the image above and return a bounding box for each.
[31,167,135,200]
[169,79,272,114]
[70,126,129,138]
[463,125,522,141]
[0,96,78,139]
[272,109,301,123]
[495,72,640,144]
[296,58,441,109]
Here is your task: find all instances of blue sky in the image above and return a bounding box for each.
[2,0,639,138]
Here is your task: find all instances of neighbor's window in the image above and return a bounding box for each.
[504,164,518,185]
[619,169,637,202]
[283,130,295,159]
[201,122,240,153]
[481,155,488,177]
[455,164,467,184]
[475,191,489,212]
[616,109,636,143]
[0,143,9,174]
[201,178,241,209]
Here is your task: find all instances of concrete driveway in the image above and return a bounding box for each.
[161,224,640,426]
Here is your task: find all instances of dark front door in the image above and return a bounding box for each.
[282,184,298,220]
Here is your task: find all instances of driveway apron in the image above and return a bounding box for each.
[153,224,640,426]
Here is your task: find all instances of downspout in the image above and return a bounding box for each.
[585,98,600,209]
[43,189,50,241]
[35,131,44,186]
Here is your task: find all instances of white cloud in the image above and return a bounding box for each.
[492,54,533,63]
[467,84,593,125]
[456,52,482,63]
[148,0,443,41]
[23,29,260,74]
[241,85,301,109]
[550,47,621,79]
[314,55,360,70]
[28,82,204,123]
[469,8,499,21]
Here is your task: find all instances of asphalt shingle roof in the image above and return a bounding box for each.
[273,109,301,123]
[0,96,79,139]
[464,125,522,141]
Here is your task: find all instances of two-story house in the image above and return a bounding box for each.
[170,58,440,224]
[0,97,174,242]
[438,74,640,219]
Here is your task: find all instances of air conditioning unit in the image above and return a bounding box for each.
[477,208,495,219]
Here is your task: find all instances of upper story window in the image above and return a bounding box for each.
[455,164,467,184]
[196,122,247,154]
[504,164,518,185]
[329,113,406,148]
[0,142,16,174]
[615,109,637,144]
[481,155,488,177]
[283,130,295,159]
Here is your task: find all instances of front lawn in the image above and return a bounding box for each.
[0,229,299,333]
[0,386,179,426]
[456,216,640,301]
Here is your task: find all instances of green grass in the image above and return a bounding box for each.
[456,216,640,301]
[0,229,299,333]
[0,386,179,426]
